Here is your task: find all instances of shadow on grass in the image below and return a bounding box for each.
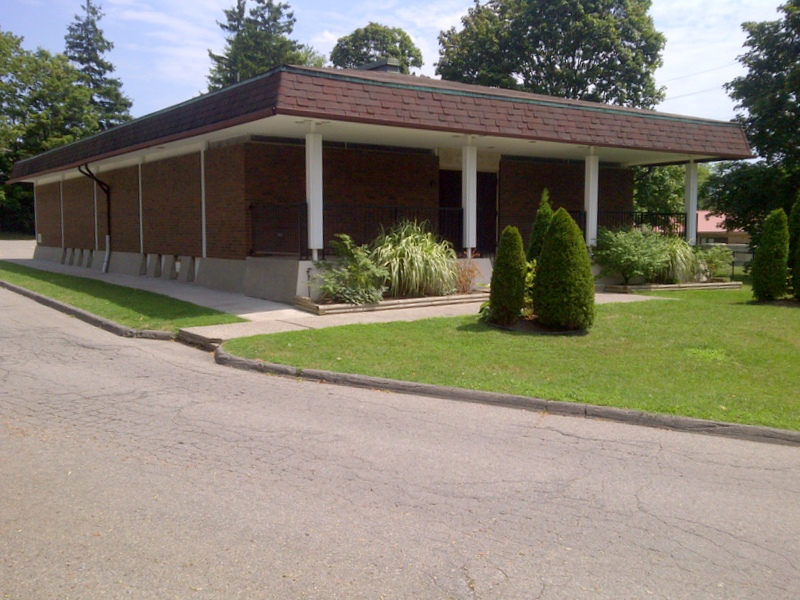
[0,260,236,323]
[457,318,589,336]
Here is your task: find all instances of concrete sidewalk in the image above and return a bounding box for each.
[0,239,660,343]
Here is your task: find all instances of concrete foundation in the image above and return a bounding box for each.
[28,244,500,305]
[194,257,248,294]
[244,257,319,303]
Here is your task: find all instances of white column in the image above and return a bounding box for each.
[201,145,208,258]
[462,145,477,255]
[685,161,699,245]
[306,133,324,261]
[584,152,600,246]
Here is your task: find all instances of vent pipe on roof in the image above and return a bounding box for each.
[356,57,401,73]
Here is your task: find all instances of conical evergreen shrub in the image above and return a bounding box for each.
[752,208,789,301]
[526,189,553,262]
[532,208,595,331]
[487,226,526,326]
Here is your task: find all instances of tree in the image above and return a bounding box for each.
[208,0,322,90]
[436,0,665,108]
[64,0,131,130]
[633,164,709,213]
[707,2,800,236]
[526,188,552,261]
[751,208,789,301]
[702,161,796,248]
[486,225,526,325]
[726,0,800,174]
[532,208,595,330]
[1,30,98,232]
[330,23,423,73]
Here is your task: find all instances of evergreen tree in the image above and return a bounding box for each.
[64,0,131,130]
[532,208,595,330]
[526,188,553,262]
[788,194,800,298]
[751,208,789,302]
[208,0,322,90]
[486,226,527,326]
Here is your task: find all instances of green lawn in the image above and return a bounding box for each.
[0,260,245,332]
[226,287,800,431]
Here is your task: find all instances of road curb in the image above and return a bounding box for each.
[5,277,799,447]
[0,279,175,341]
[214,348,800,447]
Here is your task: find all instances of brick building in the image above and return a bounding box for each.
[10,64,752,302]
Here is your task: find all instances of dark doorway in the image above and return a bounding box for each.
[439,170,497,255]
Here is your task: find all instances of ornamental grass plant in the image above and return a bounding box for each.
[371,220,457,297]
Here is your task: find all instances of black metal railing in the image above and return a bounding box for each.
[599,211,687,237]
[250,203,463,258]
[250,204,690,258]
[250,203,308,256]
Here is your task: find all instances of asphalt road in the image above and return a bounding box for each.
[1,287,798,599]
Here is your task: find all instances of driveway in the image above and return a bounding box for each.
[1,287,798,599]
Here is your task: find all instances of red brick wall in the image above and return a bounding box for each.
[35,182,62,248]
[599,167,634,212]
[62,177,95,249]
[206,144,247,259]
[243,142,440,251]
[103,166,140,253]
[323,147,439,244]
[141,153,202,257]
[498,158,633,243]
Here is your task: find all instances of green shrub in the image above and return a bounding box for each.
[533,208,595,331]
[315,234,387,305]
[526,189,553,262]
[751,208,789,301]
[789,193,800,265]
[485,226,527,325]
[371,220,458,297]
[789,195,800,297]
[696,245,734,280]
[593,226,670,285]
[657,236,700,284]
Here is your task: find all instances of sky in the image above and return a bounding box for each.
[3,0,782,121]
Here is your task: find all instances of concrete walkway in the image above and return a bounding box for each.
[0,239,660,342]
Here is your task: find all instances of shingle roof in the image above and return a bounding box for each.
[10,65,752,181]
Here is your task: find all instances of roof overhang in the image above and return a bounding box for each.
[11,65,753,185]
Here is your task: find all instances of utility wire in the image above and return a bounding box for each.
[662,85,726,102]
[660,63,738,84]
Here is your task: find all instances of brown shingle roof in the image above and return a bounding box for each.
[10,65,751,181]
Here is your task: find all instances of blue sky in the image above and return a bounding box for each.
[3,0,781,120]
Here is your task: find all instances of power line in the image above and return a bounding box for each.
[662,86,726,102]
[660,63,738,84]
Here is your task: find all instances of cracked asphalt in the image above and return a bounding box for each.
[1,286,799,599]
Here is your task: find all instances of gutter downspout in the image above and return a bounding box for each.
[78,164,112,273]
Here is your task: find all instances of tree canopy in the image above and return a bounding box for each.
[704,1,800,244]
[208,0,323,91]
[1,30,99,232]
[64,0,131,130]
[436,0,665,108]
[726,0,800,173]
[330,22,423,73]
